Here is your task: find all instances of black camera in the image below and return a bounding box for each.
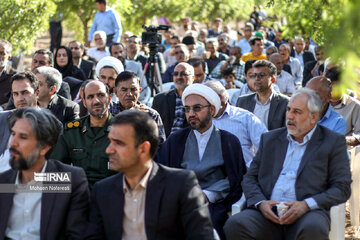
[141,25,170,45]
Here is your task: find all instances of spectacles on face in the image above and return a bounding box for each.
[183,104,211,113]
[250,72,269,79]
[174,51,184,55]
[95,38,104,41]
[173,71,190,77]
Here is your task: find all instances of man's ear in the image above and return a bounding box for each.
[39,145,51,158]
[210,105,216,116]
[271,76,277,84]
[49,86,57,95]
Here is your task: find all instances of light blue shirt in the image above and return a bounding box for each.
[237,38,252,54]
[213,103,268,167]
[318,104,346,135]
[89,7,122,42]
[253,93,273,129]
[294,51,304,69]
[288,57,303,85]
[271,126,318,209]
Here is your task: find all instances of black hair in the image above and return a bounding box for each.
[11,71,39,91]
[111,110,159,158]
[115,71,139,87]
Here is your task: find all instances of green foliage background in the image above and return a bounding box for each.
[0,0,358,90]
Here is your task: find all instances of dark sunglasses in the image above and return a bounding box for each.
[174,71,190,77]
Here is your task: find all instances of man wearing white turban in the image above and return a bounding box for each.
[157,83,246,239]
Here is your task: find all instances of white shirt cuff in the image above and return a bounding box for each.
[203,190,222,203]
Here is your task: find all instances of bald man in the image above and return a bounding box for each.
[306,76,346,134]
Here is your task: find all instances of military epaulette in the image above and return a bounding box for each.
[65,120,81,130]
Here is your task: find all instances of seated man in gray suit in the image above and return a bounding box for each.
[83,110,214,239]
[224,88,351,240]
[236,60,289,130]
[0,107,89,239]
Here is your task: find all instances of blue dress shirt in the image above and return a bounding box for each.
[88,7,122,43]
[318,104,346,135]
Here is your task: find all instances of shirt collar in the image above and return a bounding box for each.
[255,92,273,105]
[217,103,231,119]
[123,161,153,194]
[321,103,332,120]
[15,161,48,185]
[193,123,214,139]
[287,125,317,145]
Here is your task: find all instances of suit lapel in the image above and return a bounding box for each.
[0,171,17,238]
[248,94,256,112]
[111,175,125,237]
[297,127,323,177]
[40,161,57,239]
[168,90,176,123]
[270,130,289,190]
[268,93,279,125]
[145,163,165,239]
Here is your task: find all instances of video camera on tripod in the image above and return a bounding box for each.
[140,25,170,98]
[141,25,170,45]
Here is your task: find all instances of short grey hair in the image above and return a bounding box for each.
[175,62,195,77]
[93,30,107,40]
[174,44,190,57]
[8,107,63,158]
[204,80,229,103]
[206,39,219,48]
[279,43,290,52]
[34,66,63,93]
[291,88,322,118]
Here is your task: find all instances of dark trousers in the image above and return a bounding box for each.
[209,202,228,239]
[223,208,330,240]
[106,33,115,47]
[50,21,62,52]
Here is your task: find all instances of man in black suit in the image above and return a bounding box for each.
[0,107,89,239]
[34,66,79,124]
[302,46,325,87]
[69,40,96,80]
[236,60,289,130]
[290,37,315,69]
[83,110,214,240]
[152,62,194,137]
[225,88,351,239]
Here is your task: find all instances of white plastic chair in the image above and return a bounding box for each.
[349,145,360,226]
[231,196,345,240]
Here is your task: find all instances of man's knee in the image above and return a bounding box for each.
[223,211,250,239]
[291,210,330,240]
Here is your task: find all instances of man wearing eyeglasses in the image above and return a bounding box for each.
[162,44,190,83]
[236,60,289,130]
[152,62,193,137]
[157,83,246,239]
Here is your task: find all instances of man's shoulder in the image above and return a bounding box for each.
[272,91,290,102]
[57,95,79,107]
[154,88,176,100]
[156,163,196,182]
[81,59,96,67]
[63,115,88,132]
[237,92,256,102]
[46,159,86,175]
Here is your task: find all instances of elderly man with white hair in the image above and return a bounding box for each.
[89,30,110,61]
[158,83,246,239]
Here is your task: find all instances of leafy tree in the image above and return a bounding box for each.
[0,0,56,53]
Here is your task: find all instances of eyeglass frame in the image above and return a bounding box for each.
[183,104,211,113]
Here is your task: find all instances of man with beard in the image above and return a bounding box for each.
[69,40,96,80]
[158,83,246,239]
[152,62,193,137]
[110,71,166,144]
[0,107,89,239]
[95,56,124,105]
[52,80,115,188]
[236,60,289,130]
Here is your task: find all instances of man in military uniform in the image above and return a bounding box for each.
[52,80,115,187]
